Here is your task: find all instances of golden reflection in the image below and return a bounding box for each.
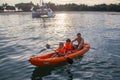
[45,13,73,43]
[56,13,67,25]
[53,13,72,32]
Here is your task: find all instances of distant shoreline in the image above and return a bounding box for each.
[0,3,120,12]
[0,11,120,15]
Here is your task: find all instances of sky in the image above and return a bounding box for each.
[0,0,120,6]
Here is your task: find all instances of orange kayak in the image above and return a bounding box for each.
[29,43,90,66]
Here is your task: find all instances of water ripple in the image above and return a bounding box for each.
[0,12,120,80]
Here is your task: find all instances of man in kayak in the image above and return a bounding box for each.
[72,33,84,50]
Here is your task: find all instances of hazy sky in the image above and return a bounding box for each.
[0,0,120,5]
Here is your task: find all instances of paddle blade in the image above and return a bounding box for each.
[66,58,73,64]
[46,44,50,49]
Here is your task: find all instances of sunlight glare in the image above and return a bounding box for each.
[55,13,67,26]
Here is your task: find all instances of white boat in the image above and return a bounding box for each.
[32,0,55,18]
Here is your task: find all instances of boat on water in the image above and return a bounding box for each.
[29,43,90,66]
[32,0,55,18]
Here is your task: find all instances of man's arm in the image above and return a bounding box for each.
[72,38,77,43]
[77,38,84,50]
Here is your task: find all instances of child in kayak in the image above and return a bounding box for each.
[72,33,84,50]
[52,42,66,57]
[56,42,66,56]
[64,39,74,54]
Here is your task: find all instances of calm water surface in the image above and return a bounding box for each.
[0,12,120,80]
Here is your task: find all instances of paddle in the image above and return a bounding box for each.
[90,47,97,50]
[46,44,73,64]
[31,44,50,57]
[39,48,46,53]
[85,46,97,50]
[31,48,47,57]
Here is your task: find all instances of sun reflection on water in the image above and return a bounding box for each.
[56,13,67,25]
[51,13,72,33]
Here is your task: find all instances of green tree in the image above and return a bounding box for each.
[47,2,56,11]
[15,2,34,11]
[0,6,4,11]
[6,6,15,10]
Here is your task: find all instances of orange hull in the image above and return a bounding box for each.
[29,43,90,66]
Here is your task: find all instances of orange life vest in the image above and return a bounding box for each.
[57,47,65,54]
[64,43,73,52]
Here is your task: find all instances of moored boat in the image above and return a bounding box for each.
[32,0,55,18]
[29,43,90,66]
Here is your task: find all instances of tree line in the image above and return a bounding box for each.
[0,2,120,12]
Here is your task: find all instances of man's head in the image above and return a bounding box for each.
[77,33,81,37]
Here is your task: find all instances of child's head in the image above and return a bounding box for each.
[59,42,64,47]
[66,39,71,43]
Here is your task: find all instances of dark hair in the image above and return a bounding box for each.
[66,39,71,42]
[59,42,64,45]
[77,33,81,36]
